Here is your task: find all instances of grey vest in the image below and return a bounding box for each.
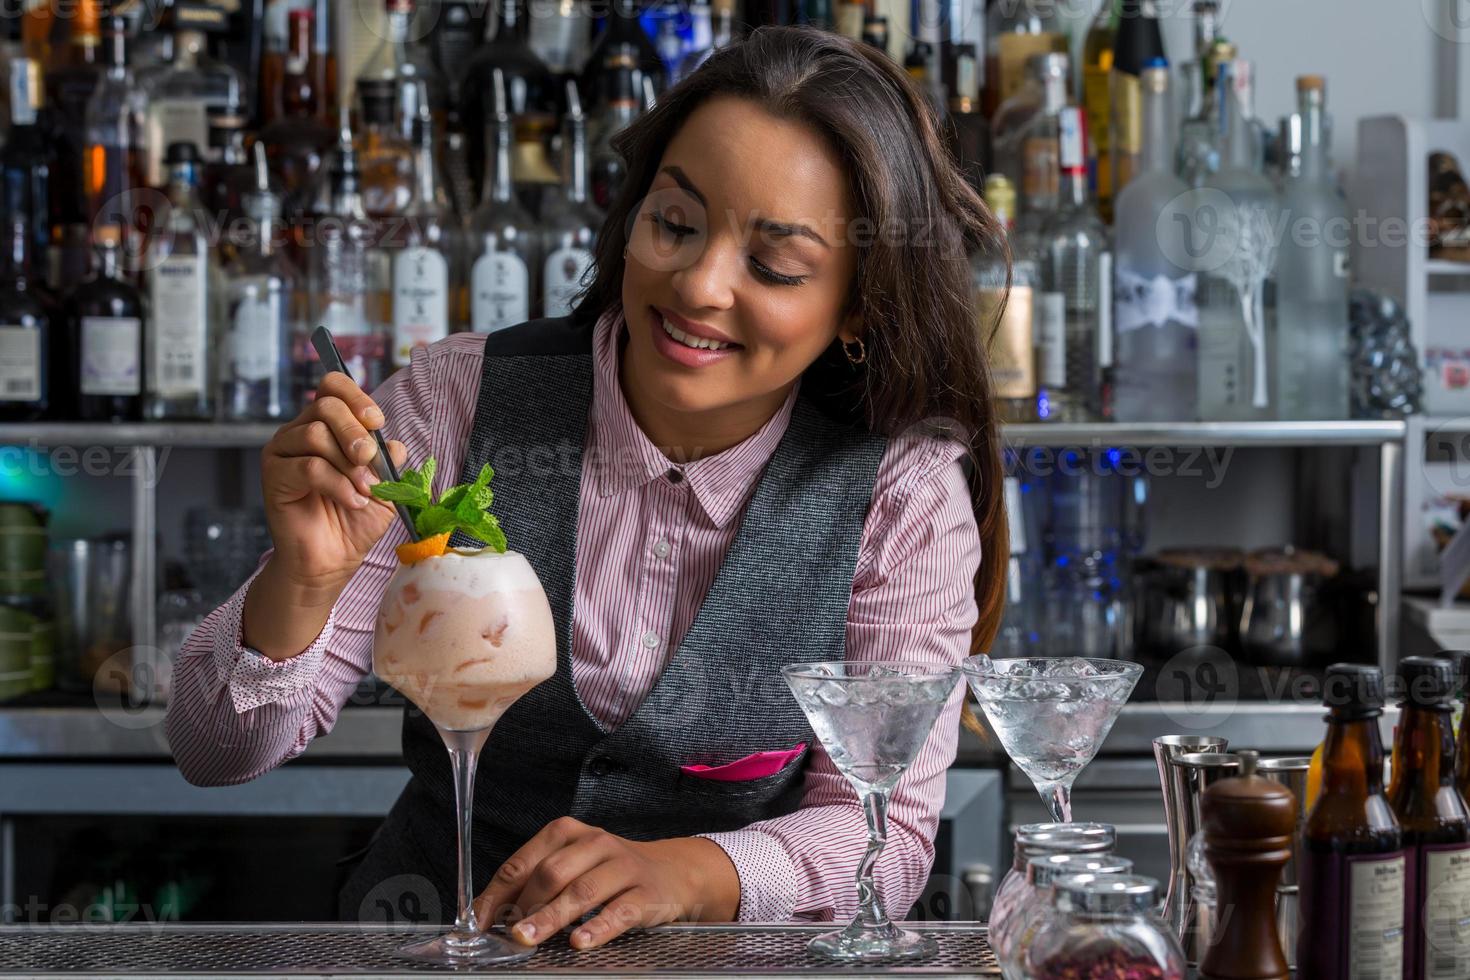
[339,313,887,922]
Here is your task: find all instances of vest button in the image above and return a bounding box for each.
[589,757,616,777]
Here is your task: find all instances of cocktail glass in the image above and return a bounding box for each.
[372,547,558,966]
[782,661,959,962]
[961,656,1142,822]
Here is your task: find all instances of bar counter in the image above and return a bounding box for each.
[0,922,999,978]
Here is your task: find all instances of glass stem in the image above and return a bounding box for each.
[855,789,891,929]
[441,727,490,936]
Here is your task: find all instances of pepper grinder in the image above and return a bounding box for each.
[1199,750,1296,980]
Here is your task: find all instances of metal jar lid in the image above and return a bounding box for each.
[1015,822,1116,859]
[1053,873,1160,915]
[1027,853,1134,887]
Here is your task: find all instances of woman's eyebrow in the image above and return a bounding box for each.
[661,164,830,249]
[661,165,707,207]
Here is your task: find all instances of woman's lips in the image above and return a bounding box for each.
[647,307,741,368]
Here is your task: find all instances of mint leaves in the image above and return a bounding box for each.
[370,457,507,553]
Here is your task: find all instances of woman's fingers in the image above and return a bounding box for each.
[569,887,663,950]
[269,456,373,512]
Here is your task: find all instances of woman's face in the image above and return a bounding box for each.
[621,95,860,424]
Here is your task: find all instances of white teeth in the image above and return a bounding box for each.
[662,316,732,351]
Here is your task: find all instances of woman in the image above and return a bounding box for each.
[165,25,1007,950]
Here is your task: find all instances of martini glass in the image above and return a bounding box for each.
[372,547,558,966]
[782,661,959,962]
[962,656,1142,822]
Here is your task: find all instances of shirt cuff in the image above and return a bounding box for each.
[698,829,799,922]
[211,563,338,715]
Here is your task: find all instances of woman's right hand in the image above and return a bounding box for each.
[259,372,411,601]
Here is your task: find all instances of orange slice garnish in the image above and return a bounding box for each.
[395,532,451,565]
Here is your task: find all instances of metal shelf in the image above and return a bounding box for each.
[0,422,278,448]
[1004,420,1406,448]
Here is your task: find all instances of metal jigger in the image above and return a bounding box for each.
[1168,751,1242,966]
[1256,756,1310,971]
[1153,736,1229,936]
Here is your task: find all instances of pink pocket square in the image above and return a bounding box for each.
[680,744,807,782]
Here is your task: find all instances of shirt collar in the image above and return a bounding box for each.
[588,304,798,528]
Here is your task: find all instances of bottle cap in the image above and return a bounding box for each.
[1053,873,1158,915]
[165,142,201,165]
[1026,852,1132,887]
[1296,74,1326,93]
[1322,663,1385,712]
[1396,655,1454,706]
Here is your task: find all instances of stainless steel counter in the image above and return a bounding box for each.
[0,922,998,978]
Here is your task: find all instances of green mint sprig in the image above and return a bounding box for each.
[369,456,507,552]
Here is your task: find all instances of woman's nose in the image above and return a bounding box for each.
[668,237,738,313]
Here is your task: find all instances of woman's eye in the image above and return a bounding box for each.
[751,258,808,287]
[648,211,697,240]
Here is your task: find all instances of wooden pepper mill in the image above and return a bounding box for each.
[1199,749,1297,980]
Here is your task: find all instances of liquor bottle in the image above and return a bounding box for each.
[711,0,736,51]
[1177,0,1221,118]
[1274,76,1350,421]
[311,0,338,126]
[1177,38,1235,188]
[1456,651,1470,805]
[540,82,600,319]
[528,0,592,77]
[1387,656,1470,980]
[682,1,715,77]
[203,104,258,260]
[354,80,416,220]
[1105,0,1165,221]
[1,58,53,289]
[861,15,889,54]
[0,155,57,422]
[139,4,245,187]
[1298,663,1406,979]
[460,0,558,206]
[974,174,1037,423]
[652,4,684,85]
[389,103,455,365]
[1037,107,1110,422]
[68,225,144,422]
[469,69,538,335]
[44,0,103,291]
[944,45,989,197]
[1112,62,1197,422]
[307,119,390,394]
[220,145,297,421]
[357,0,448,137]
[144,142,215,420]
[1197,59,1277,422]
[580,0,664,111]
[82,13,147,247]
[589,46,643,212]
[984,0,1067,119]
[427,0,484,108]
[991,51,1068,246]
[259,10,335,221]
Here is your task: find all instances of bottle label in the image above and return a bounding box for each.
[1113,70,1144,156]
[471,251,530,334]
[1037,291,1066,388]
[149,253,208,397]
[1418,842,1470,979]
[392,246,449,367]
[1083,66,1110,157]
[1021,136,1059,201]
[544,246,593,319]
[1059,108,1086,172]
[1115,268,1200,334]
[1097,252,1113,369]
[81,316,142,396]
[0,326,40,403]
[979,284,1035,400]
[230,289,283,383]
[1349,853,1407,978]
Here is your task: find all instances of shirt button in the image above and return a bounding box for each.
[589,757,614,777]
[653,538,671,558]
[641,630,660,649]
[666,467,684,484]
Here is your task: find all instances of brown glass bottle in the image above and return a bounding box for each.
[1450,651,1470,805]
[67,226,143,422]
[1389,656,1470,979]
[260,10,335,220]
[1298,663,1406,979]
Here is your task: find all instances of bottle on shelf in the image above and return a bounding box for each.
[540,81,601,319]
[681,0,716,79]
[984,0,1067,119]
[44,0,104,293]
[220,144,298,422]
[259,10,336,223]
[357,0,449,138]
[588,45,644,212]
[1456,651,1470,805]
[527,0,592,78]
[1197,59,1278,422]
[144,142,216,421]
[1011,53,1070,259]
[310,0,338,126]
[1298,663,1406,978]
[306,115,390,395]
[460,0,558,207]
[469,69,538,335]
[202,103,258,261]
[138,3,245,187]
[1274,75,1350,421]
[1112,61,1197,423]
[427,0,484,111]
[1104,0,1165,222]
[68,224,144,422]
[581,0,665,109]
[1386,656,1470,980]
[943,44,989,197]
[1177,38,1236,188]
[0,61,57,424]
[1036,107,1111,423]
[990,51,1057,201]
[974,174,1037,424]
[389,97,456,366]
[82,12,147,252]
[354,79,417,220]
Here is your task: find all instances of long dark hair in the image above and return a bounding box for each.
[572,26,1010,655]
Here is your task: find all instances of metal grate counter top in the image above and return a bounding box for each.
[0,922,998,979]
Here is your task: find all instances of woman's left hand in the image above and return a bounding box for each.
[472,817,741,949]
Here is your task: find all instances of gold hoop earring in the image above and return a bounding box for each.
[843,337,867,365]
[623,246,629,259]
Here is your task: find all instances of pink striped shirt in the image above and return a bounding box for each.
[165,305,982,923]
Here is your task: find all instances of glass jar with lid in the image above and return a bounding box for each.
[1024,873,1187,980]
[989,822,1115,950]
[994,852,1134,978]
